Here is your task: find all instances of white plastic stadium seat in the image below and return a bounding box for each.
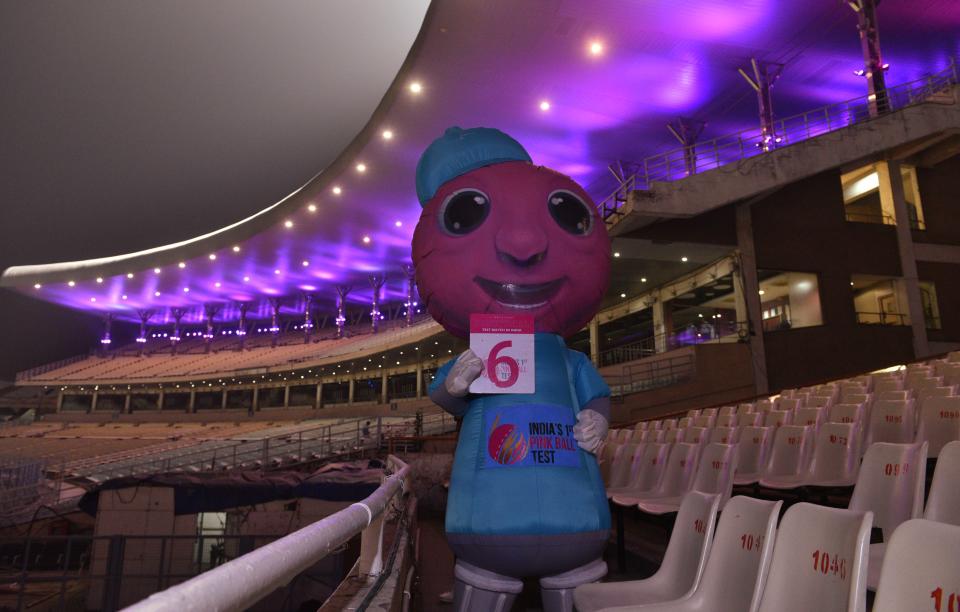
[663,428,686,444]
[679,417,694,428]
[759,425,813,489]
[594,496,782,612]
[829,403,864,426]
[873,378,904,394]
[700,408,719,418]
[916,396,960,458]
[734,426,773,486]
[661,418,678,430]
[807,423,860,487]
[612,443,700,508]
[573,492,721,612]
[793,406,825,430]
[608,443,639,489]
[763,410,789,428]
[773,397,800,413]
[692,415,716,429]
[737,412,763,427]
[708,426,740,445]
[599,442,620,485]
[685,427,710,447]
[848,441,928,590]
[715,414,737,428]
[606,442,670,499]
[687,409,702,419]
[923,440,960,526]
[637,443,739,514]
[872,519,960,612]
[718,405,737,417]
[865,399,916,446]
[756,503,872,612]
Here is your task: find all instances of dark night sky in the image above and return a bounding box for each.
[0,1,428,381]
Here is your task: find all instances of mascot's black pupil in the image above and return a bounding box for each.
[548,191,591,235]
[442,190,489,235]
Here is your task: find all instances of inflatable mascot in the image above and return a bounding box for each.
[412,127,612,611]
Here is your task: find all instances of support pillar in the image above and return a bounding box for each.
[123,393,132,414]
[849,0,889,116]
[203,305,220,353]
[381,370,388,404]
[589,317,601,366]
[335,286,351,339]
[667,117,706,176]
[170,308,185,355]
[136,310,151,355]
[348,377,355,405]
[188,389,197,413]
[268,298,281,348]
[402,264,416,326]
[221,389,228,409]
[315,383,323,409]
[283,385,291,408]
[237,302,250,349]
[369,275,385,334]
[652,295,672,354]
[739,59,783,152]
[733,272,749,326]
[251,386,260,412]
[302,293,314,343]
[157,390,165,411]
[886,159,930,358]
[735,202,769,395]
[100,315,113,352]
[56,391,64,413]
[89,391,98,413]
[416,362,423,399]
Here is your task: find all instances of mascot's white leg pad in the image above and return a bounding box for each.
[453,560,523,612]
[540,558,608,612]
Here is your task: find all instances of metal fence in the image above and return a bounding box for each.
[599,320,746,368]
[607,353,697,398]
[0,458,61,527]
[597,63,960,223]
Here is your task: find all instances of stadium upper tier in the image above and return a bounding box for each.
[2,0,958,325]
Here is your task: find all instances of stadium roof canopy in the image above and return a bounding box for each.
[3,0,958,323]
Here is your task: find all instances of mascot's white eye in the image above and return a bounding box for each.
[440,188,490,235]
[547,190,593,236]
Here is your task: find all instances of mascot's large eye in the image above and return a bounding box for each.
[440,189,490,235]
[547,190,593,235]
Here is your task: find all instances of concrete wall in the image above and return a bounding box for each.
[916,155,960,246]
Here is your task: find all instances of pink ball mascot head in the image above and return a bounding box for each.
[412,126,610,339]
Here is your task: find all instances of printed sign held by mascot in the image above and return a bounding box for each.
[412,126,613,611]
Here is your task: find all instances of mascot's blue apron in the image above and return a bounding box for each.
[432,333,611,537]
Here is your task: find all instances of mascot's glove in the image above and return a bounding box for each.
[445,349,484,397]
[574,409,608,455]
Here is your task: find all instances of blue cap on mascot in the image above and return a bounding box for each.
[415,126,532,205]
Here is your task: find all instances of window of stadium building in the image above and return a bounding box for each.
[851,275,941,329]
[841,162,926,230]
[757,271,823,331]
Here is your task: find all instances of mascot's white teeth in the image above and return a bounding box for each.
[475,277,564,307]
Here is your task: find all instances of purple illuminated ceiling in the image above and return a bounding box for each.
[3,0,959,323]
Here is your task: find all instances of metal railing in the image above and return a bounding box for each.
[607,353,697,397]
[597,63,960,222]
[15,354,91,383]
[855,311,909,326]
[122,455,410,612]
[599,320,745,368]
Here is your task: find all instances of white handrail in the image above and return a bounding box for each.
[123,456,410,612]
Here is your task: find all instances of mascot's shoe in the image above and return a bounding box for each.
[540,558,608,612]
[453,560,523,612]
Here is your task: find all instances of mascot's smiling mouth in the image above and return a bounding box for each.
[475,277,565,309]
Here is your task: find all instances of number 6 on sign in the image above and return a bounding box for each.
[469,314,535,394]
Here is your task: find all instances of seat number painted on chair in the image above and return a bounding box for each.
[931,587,958,612]
[787,436,800,445]
[693,519,706,534]
[740,533,764,551]
[939,410,960,419]
[811,550,847,579]
[884,462,909,476]
[711,460,729,471]
[828,434,848,445]
[885,414,904,424]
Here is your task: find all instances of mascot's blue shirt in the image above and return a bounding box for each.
[431,333,611,537]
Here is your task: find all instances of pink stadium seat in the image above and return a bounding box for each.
[573,492,721,612]
[663,428,686,444]
[660,418,678,430]
[807,423,861,487]
[773,397,800,413]
[715,414,737,428]
[608,443,639,489]
[872,519,960,612]
[708,426,740,445]
[924,441,960,526]
[865,399,916,446]
[756,503,872,612]
[737,412,763,427]
[734,426,773,486]
[612,443,700,508]
[606,443,670,499]
[684,427,710,447]
[637,443,739,514]
[692,415,716,429]
[718,405,737,417]
[763,410,789,428]
[793,406,825,430]
[758,425,813,489]
[916,396,960,458]
[679,417,694,428]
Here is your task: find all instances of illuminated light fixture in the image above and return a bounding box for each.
[409,81,422,94]
[362,235,371,244]
[183,287,190,293]
[274,269,281,275]
[613,252,620,258]
[215,282,221,288]
[33,283,41,289]
[243,276,250,282]
[356,163,367,173]
[154,291,161,296]
[307,203,317,213]
[681,256,688,262]
[178,262,186,269]
[641,277,647,282]
[121,295,128,300]
[620,293,626,299]
[758,290,766,296]
[96,277,103,283]
[284,220,294,229]
[302,260,309,267]
[90,297,96,302]
[588,40,604,56]
[395,220,402,227]
[68,281,76,287]
[539,100,551,112]
[382,129,393,140]
[332,186,342,195]
[127,273,134,279]
[854,69,867,77]
[209,253,217,261]
[232,245,241,253]
[154,268,161,274]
